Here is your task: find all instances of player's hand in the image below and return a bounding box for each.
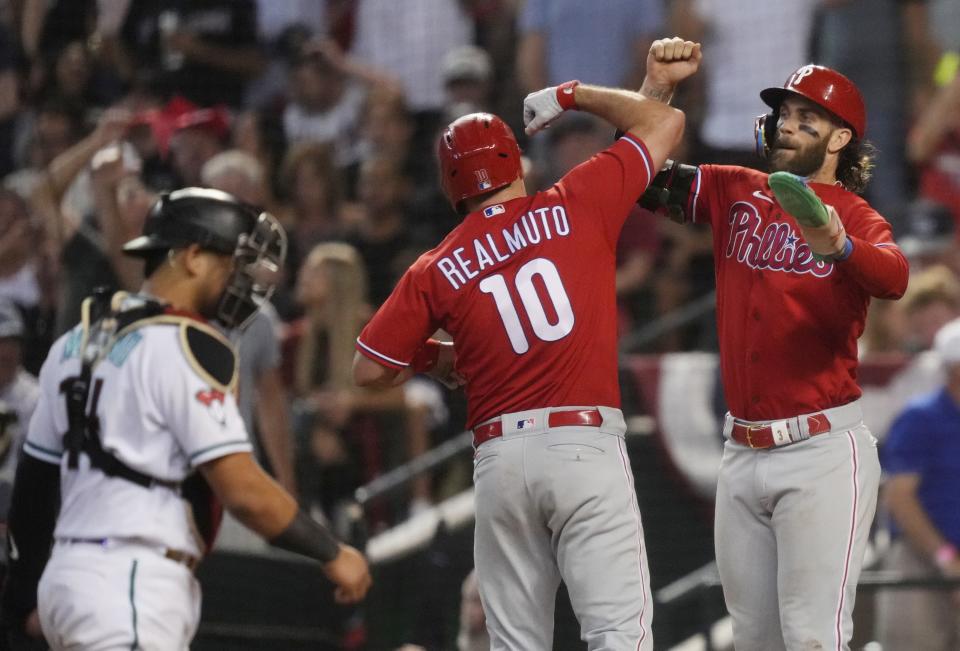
[642,37,702,100]
[768,171,848,261]
[523,80,579,136]
[428,343,466,390]
[323,544,372,604]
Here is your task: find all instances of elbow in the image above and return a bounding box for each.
[352,353,384,388]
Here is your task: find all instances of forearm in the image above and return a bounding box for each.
[838,236,909,299]
[887,490,952,559]
[573,84,681,140]
[47,131,113,201]
[93,186,141,290]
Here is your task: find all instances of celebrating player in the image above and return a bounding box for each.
[351,43,698,649]
[0,189,371,649]
[638,38,909,650]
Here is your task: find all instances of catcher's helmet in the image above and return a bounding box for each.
[123,188,287,330]
[438,112,522,212]
[755,64,866,157]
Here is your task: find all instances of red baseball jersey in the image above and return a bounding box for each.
[357,135,655,427]
[690,164,909,421]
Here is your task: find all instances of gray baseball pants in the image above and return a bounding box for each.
[473,406,653,651]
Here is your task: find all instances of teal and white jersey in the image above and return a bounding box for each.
[24,307,251,557]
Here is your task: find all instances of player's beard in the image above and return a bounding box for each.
[768,134,831,178]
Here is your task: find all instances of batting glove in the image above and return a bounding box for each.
[523,80,579,136]
[769,171,851,261]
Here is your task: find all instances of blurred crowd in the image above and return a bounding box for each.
[0,0,958,554]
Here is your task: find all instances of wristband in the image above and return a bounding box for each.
[410,338,452,374]
[556,80,580,111]
[934,543,957,569]
[270,509,341,564]
[833,237,854,262]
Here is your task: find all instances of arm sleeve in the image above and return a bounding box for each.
[881,407,929,475]
[150,333,252,468]
[0,455,60,626]
[687,164,731,229]
[557,134,655,249]
[356,269,439,371]
[839,204,910,299]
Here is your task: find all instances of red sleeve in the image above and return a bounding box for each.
[838,204,909,299]
[356,267,439,370]
[689,164,747,228]
[556,133,654,249]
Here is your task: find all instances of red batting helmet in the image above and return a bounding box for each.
[438,112,522,211]
[761,64,866,138]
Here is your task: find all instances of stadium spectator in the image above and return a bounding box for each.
[201,150,297,493]
[876,317,960,651]
[345,154,424,307]
[0,300,39,488]
[350,0,472,117]
[106,0,265,108]
[168,105,230,187]
[278,142,348,300]
[672,0,821,167]
[907,61,960,229]
[515,0,663,94]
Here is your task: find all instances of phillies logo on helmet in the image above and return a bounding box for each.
[788,65,816,89]
[475,168,493,191]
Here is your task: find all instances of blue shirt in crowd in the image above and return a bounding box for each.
[882,387,960,546]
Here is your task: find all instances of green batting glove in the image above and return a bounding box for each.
[768,171,830,228]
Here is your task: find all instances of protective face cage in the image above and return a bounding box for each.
[216,211,288,330]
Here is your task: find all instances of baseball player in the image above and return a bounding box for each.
[0,189,371,649]
[637,40,909,650]
[351,42,698,649]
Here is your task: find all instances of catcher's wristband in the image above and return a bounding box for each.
[556,80,580,111]
[270,508,341,564]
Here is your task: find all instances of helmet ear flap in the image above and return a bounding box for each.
[754,112,778,158]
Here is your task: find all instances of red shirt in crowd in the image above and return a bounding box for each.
[690,164,909,421]
[357,135,654,427]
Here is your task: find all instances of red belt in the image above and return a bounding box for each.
[730,412,832,449]
[473,409,603,448]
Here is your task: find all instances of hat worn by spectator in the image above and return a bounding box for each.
[0,301,23,339]
[934,317,960,366]
[441,45,493,84]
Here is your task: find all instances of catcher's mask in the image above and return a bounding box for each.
[754,64,866,158]
[123,187,288,330]
[217,211,287,330]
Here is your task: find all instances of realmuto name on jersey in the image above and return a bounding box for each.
[437,205,571,290]
[726,200,834,277]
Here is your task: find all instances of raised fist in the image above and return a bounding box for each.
[645,37,702,90]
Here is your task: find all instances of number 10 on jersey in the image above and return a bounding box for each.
[479,257,575,354]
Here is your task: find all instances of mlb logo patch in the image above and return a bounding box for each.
[483,204,505,218]
[475,168,492,191]
[517,417,536,429]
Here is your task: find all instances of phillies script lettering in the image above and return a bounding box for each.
[726,201,833,277]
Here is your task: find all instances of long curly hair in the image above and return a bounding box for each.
[836,137,876,194]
